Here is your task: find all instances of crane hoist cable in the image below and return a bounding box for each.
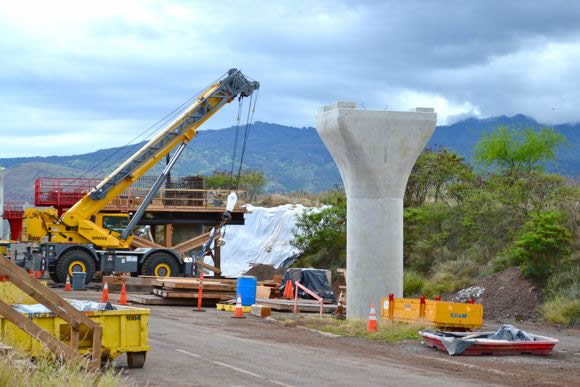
[228,97,244,191]
[196,88,260,261]
[76,71,229,181]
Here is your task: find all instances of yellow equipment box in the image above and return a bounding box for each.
[0,304,150,366]
[380,297,483,330]
[0,281,47,305]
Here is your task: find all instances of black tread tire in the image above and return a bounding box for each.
[55,249,96,284]
[48,270,59,283]
[126,351,146,368]
[140,252,179,277]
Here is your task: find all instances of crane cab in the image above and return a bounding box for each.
[96,213,130,234]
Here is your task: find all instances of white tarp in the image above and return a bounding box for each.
[215,204,311,277]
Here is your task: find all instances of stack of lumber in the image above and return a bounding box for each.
[151,278,237,305]
[102,275,158,293]
[257,274,283,298]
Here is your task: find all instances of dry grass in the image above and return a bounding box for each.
[0,354,131,387]
[281,316,426,343]
[254,192,325,207]
[541,296,580,325]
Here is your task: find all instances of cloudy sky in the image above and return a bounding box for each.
[1,1,580,157]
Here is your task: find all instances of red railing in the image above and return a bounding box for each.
[2,203,25,240]
[293,281,324,316]
[34,177,246,215]
[35,178,100,215]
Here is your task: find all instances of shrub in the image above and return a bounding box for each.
[544,264,580,300]
[422,258,479,298]
[541,296,580,325]
[508,211,572,282]
[403,271,425,296]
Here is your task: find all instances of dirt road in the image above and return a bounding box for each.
[58,290,580,386]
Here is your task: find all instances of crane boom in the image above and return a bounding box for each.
[16,68,259,284]
[61,69,259,232]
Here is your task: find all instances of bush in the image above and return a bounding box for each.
[508,211,572,282]
[403,271,425,296]
[422,258,479,298]
[544,264,580,300]
[541,296,580,325]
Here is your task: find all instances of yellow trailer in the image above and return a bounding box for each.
[380,296,483,330]
[0,304,150,368]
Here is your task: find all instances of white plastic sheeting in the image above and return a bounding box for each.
[215,204,311,277]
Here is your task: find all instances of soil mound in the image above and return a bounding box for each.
[243,264,287,281]
[447,267,541,321]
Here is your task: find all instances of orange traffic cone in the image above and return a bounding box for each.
[101,282,109,303]
[231,294,246,319]
[368,304,378,332]
[284,280,294,299]
[64,275,72,291]
[119,282,127,305]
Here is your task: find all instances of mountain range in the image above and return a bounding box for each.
[1,114,578,202]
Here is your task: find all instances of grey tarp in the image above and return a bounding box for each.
[426,324,535,355]
[12,300,116,314]
[280,268,337,303]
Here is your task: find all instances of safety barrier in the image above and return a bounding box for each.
[293,281,324,316]
[380,294,483,330]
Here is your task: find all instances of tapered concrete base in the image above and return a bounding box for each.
[316,102,436,319]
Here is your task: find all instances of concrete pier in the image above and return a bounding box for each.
[316,102,437,319]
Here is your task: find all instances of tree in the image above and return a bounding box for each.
[240,170,267,202]
[205,169,267,202]
[404,148,472,207]
[474,126,566,174]
[292,189,346,270]
[509,211,572,282]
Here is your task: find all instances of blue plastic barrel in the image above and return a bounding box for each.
[236,276,257,306]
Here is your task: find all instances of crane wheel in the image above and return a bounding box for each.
[141,252,179,277]
[55,249,96,284]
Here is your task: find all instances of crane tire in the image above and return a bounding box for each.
[55,249,96,284]
[141,252,179,277]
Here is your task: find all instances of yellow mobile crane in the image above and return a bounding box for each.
[14,69,259,283]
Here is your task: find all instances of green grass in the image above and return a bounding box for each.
[303,317,426,343]
[0,354,130,387]
[540,296,580,325]
[403,271,425,296]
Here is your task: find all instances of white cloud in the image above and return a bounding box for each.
[1,1,580,156]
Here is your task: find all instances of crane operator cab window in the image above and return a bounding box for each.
[101,214,130,233]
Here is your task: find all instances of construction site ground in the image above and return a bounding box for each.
[49,289,580,386]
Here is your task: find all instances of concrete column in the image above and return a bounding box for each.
[316,102,436,319]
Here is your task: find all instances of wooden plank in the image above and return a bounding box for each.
[0,257,102,369]
[127,294,194,306]
[152,288,232,299]
[161,283,235,292]
[164,224,174,248]
[251,305,272,318]
[195,259,222,275]
[0,299,81,362]
[255,298,338,313]
[131,235,165,249]
[256,286,271,299]
[172,232,216,256]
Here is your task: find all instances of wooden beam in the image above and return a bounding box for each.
[131,235,165,249]
[214,240,221,278]
[172,231,217,256]
[0,299,81,362]
[0,257,102,369]
[195,259,222,275]
[164,224,173,248]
